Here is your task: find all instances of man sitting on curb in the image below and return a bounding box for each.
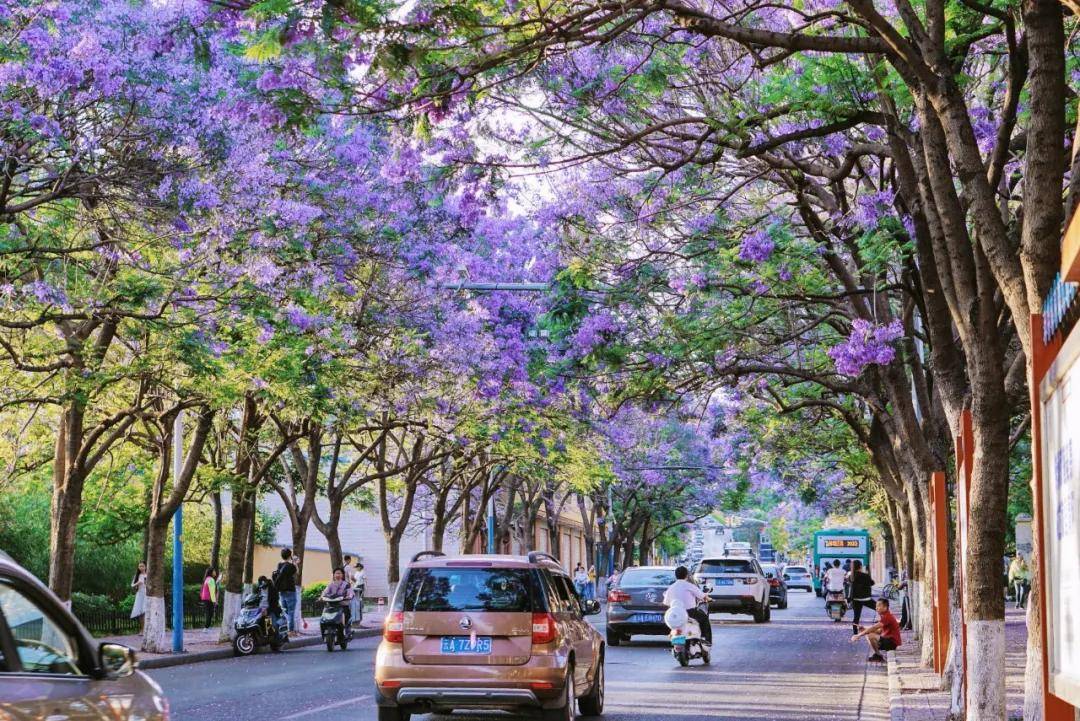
[851,597,902,662]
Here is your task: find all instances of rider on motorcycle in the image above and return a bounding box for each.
[663,566,712,645]
[823,560,847,600]
[321,567,354,627]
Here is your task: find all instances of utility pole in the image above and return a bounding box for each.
[171,410,184,653]
[487,467,498,554]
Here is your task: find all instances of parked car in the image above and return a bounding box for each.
[693,556,771,622]
[0,552,169,720]
[605,566,676,646]
[760,564,788,609]
[782,565,814,592]
[374,550,605,721]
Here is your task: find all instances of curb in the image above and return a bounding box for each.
[138,629,382,670]
[886,652,904,721]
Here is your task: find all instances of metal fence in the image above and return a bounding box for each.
[78,597,321,637]
[77,603,224,637]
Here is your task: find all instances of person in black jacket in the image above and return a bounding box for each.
[273,548,299,633]
[848,560,876,634]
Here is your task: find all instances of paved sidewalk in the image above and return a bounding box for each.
[887,606,1027,720]
[104,612,386,669]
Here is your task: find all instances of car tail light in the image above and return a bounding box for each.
[384,611,403,643]
[607,589,631,603]
[741,577,758,584]
[379,680,401,689]
[531,681,555,690]
[531,612,558,645]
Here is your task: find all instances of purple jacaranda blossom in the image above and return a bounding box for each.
[572,312,619,354]
[739,229,775,263]
[828,319,904,376]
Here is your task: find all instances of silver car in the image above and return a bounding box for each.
[782,565,815,592]
[0,553,169,720]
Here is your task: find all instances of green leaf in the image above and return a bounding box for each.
[244,29,283,62]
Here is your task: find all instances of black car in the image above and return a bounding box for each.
[761,563,788,609]
[604,566,676,646]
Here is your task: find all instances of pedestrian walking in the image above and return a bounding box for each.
[273,548,299,634]
[847,559,875,635]
[200,567,219,629]
[130,561,147,631]
[1008,554,1030,608]
[586,565,597,601]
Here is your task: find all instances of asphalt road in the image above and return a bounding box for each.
[150,589,889,721]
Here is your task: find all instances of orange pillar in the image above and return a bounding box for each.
[1029,314,1076,721]
[930,471,950,675]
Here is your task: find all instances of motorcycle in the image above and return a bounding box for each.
[664,596,711,667]
[824,586,848,623]
[319,595,353,652]
[233,590,289,656]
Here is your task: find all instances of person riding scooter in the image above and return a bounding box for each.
[823,560,847,601]
[322,567,354,627]
[320,567,355,651]
[663,566,712,646]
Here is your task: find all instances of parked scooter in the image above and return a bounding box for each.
[664,598,711,667]
[319,594,353,652]
[824,586,848,623]
[233,588,289,656]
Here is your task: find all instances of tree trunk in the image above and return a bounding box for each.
[964,394,1011,720]
[386,533,400,601]
[244,499,256,586]
[638,518,651,566]
[210,491,223,571]
[219,491,252,641]
[142,518,170,653]
[220,396,260,641]
[49,406,84,603]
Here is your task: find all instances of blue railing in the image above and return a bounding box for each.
[1043,273,1080,342]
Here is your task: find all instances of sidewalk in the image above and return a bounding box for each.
[104,611,387,669]
[887,606,1027,720]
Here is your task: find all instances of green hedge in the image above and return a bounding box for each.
[71,592,116,618]
[302,581,327,605]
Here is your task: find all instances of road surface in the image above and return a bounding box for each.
[150,589,889,721]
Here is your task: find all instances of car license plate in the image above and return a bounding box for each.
[440,637,492,654]
[630,613,664,623]
[716,578,734,586]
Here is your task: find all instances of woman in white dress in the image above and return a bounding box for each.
[130,561,147,631]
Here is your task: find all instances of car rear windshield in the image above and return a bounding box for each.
[760,565,779,576]
[618,569,675,587]
[786,566,808,573]
[698,559,755,574]
[399,568,535,612]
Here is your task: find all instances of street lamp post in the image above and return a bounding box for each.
[171,410,184,653]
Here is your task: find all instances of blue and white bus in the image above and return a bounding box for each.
[811,528,872,596]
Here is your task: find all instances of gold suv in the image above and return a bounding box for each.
[374,551,606,721]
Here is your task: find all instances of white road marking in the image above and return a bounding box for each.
[277,694,371,720]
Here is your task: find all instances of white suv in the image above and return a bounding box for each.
[694,556,771,623]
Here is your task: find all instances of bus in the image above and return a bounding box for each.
[811,528,872,596]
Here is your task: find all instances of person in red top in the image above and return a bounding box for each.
[851,598,902,662]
